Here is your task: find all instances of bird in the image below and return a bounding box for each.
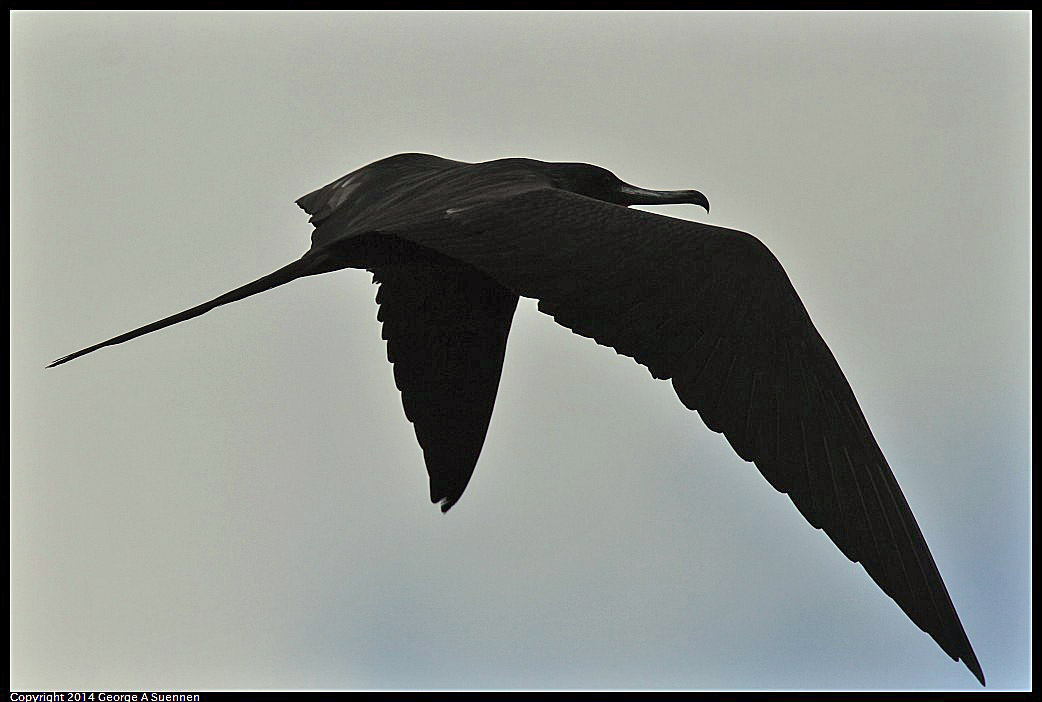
[48,152,984,685]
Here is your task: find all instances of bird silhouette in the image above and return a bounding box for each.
[48,153,984,685]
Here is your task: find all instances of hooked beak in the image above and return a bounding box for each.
[618,183,710,213]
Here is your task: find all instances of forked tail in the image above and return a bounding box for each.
[47,254,323,368]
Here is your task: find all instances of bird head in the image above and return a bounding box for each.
[548,163,710,212]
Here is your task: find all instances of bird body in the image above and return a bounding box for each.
[48,153,984,685]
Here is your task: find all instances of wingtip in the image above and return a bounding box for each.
[964,653,986,687]
[434,495,460,513]
[431,488,463,513]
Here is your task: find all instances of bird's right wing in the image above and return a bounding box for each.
[382,188,983,684]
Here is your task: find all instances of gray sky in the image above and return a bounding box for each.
[11,10,1030,691]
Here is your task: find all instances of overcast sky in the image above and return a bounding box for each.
[11,11,1030,692]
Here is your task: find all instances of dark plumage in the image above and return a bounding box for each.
[48,153,984,685]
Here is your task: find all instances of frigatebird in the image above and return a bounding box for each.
[48,153,984,685]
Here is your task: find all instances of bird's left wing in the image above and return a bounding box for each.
[369,246,518,512]
[380,188,983,684]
